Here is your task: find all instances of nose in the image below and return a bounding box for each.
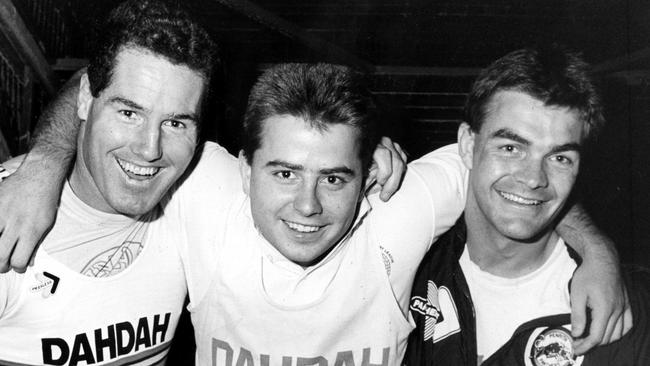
[293,182,323,216]
[514,159,548,189]
[133,124,162,162]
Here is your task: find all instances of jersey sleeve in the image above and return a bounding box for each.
[367,143,468,312]
[165,142,242,307]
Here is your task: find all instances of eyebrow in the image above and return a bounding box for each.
[491,128,530,145]
[492,128,581,154]
[549,143,582,154]
[108,96,199,123]
[266,160,356,176]
[108,96,145,111]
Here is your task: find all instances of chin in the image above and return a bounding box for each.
[500,223,549,243]
[114,200,156,217]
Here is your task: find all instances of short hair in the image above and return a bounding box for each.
[465,45,604,141]
[242,63,379,172]
[87,0,217,98]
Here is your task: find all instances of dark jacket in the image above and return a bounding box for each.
[405,217,650,366]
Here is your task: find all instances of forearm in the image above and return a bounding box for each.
[20,69,84,184]
[0,70,84,272]
[556,203,619,264]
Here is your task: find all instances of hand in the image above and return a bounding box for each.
[571,258,633,354]
[365,137,408,201]
[0,155,61,273]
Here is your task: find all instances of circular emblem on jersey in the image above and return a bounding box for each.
[525,327,583,366]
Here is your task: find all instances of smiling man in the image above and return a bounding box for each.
[0,1,216,364]
[0,47,633,366]
[242,114,365,267]
[406,46,648,366]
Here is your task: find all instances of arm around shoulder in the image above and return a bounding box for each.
[0,69,84,273]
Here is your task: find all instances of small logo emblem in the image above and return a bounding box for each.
[409,280,460,343]
[30,272,60,298]
[526,327,583,366]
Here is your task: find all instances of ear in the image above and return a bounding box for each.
[77,73,93,121]
[458,122,475,170]
[238,150,252,195]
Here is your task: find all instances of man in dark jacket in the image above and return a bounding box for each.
[406,45,649,366]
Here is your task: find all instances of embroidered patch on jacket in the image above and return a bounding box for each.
[524,326,584,366]
[409,280,460,343]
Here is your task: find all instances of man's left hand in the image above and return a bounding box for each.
[366,137,408,201]
[571,255,633,354]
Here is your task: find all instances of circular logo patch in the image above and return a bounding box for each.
[526,327,583,366]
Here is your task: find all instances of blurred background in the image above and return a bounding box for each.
[0,0,646,264]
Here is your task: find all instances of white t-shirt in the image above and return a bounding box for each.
[459,238,577,362]
[171,142,468,365]
[0,183,187,365]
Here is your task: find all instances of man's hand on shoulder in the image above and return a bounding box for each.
[366,137,408,201]
[0,154,61,273]
[570,236,633,355]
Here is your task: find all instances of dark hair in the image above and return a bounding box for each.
[242,63,379,172]
[465,45,604,141]
[87,0,217,98]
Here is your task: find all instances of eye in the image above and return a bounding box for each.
[118,110,137,120]
[552,154,573,165]
[323,175,346,186]
[163,120,186,129]
[273,170,296,180]
[500,144,518,153]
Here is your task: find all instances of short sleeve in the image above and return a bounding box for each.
[368,143,468,312]
[166,142,242,307]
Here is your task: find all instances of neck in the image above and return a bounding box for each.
[463,209,559,279]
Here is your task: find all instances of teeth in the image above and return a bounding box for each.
[285,221,320,233]
[499,191,541,205]
[117,159,160,177]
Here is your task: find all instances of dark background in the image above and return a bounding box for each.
[0,0,647,362]
[1,0,646,264]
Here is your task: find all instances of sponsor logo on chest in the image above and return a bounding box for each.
[41,313,171,365]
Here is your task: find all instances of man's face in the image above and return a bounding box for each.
[460,90,586,241]
[240,115,365,267]
[71,47,204,216]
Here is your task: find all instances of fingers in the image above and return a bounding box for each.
[10,230,42,273]
[570,290,587,339]
[373,137,407,201]
[600,309,620,345]
[574,305,606,355]
[0,216,48,273]
[364,165,379,196]
[605,291,633,343]
[394,141,408,162]
[622,302,634,336]
[0,229,17,273]
[372,138,393,188]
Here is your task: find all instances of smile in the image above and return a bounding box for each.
[498,191,542,206]
[116,158,160,177]
[284,220,322,233]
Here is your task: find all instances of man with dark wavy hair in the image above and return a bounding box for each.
[406,45,647,366]
[0,0,216,364]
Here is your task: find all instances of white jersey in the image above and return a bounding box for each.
[174,142,468,365]
[459,237,576,361]
[0,183,187,365]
